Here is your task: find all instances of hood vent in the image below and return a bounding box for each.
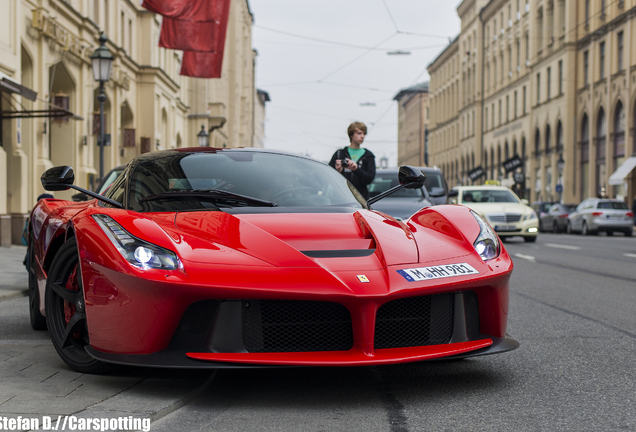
[302,249,376,258]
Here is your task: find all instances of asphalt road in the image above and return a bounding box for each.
[1,232,635,431]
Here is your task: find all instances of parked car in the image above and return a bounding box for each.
[531,201,556,231]
[566,198,634,236]
[28,149,518,373]
[449,185,539,242]
[539,203,578,233]
[419,166,449,205]
[368,168,434,220]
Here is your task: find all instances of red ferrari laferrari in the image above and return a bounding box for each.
[28,148,517,373]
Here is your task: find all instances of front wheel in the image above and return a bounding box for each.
[45,238,108,374]
[28,233,47,330]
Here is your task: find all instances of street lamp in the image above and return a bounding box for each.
[557,153,565,203]
[91,33,114,184]
[197,125,209,147]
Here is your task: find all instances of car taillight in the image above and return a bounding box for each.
[627,212,634,217]
[558,214,568,218]
[591,212,603,217]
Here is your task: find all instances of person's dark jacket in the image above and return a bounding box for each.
[329,147,376,200]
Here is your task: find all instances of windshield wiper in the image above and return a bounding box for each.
[139,189,278,207]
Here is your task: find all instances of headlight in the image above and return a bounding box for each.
[523,210,538,221]
[471,210,500,261]
[93,214,180,270]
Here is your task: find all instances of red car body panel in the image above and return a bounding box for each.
[30,161,516,367]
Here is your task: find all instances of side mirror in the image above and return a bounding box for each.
[398,165,427,189]
[448,189,458,198]
[41,166,75,191]
[39,166,124,209]
[367,166,427,206]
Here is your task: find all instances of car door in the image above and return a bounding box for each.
[545,204,560,231]
[570,200,587,230]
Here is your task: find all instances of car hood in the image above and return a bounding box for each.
[460,202,531,216]
[162,210,420,271]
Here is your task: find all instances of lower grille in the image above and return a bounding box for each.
[242,300,353,353]
[168,300,218,350]
[374,293,454,349]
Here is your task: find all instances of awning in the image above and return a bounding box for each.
[608,155,636,185]
[0,72,37,101]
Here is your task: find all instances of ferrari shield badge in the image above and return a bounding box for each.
[357,275,370,283]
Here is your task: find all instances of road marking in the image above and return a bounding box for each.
[545,243,581,250]
[514,253,536,262]
[624,253,636,258]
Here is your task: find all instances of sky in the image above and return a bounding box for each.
[249,0,461,165]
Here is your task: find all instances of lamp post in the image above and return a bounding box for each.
[557,153,565,204]
[197,125,209,147]
[90,33,114,183]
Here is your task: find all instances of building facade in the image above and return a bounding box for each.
[427,0,636,207]
[394,82,430,167]
[0,0,266,246]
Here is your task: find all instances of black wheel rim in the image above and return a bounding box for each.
[47,245,92,365]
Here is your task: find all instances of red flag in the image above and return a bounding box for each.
[180,51,223,78]
[141,0,231,78]
[158,17,225,52]
[141,0,225,22]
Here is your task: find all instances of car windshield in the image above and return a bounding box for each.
[462,189,519,203]
[369,174,424,198]
[597,201,628,210]
[127,151,366,212]
[424,172,445,195]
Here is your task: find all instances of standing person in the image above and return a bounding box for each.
[329,122,376,200]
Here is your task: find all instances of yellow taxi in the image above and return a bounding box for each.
[448,185,539,242]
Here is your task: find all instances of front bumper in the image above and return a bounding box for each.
[488,218,538,237]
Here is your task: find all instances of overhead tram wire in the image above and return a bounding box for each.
[381,0,400,32]
[254,25,451,51]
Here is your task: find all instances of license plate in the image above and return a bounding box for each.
[608,214,623,219]
[494,224,516,231]
[397,263,479,282]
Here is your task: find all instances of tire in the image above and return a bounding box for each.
[582,222,589,236]
[524,236,537,243]
[28,233,47,330]
[45,238,108,374]
[626,229,633,237]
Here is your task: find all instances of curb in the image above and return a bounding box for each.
[0,289,28,302]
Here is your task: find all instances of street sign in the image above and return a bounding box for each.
[514,172,525,183]
[468,166,485,182]
[555,184,563,193]
[502,155,523,173]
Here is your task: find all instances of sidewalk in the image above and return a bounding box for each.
[0,245,28,302]
[0,245,215,430]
